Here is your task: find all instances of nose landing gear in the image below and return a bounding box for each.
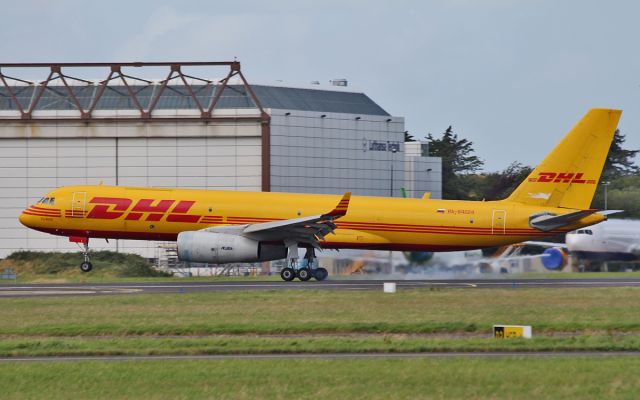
[70,236,92,272]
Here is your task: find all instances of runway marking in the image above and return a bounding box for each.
[4,281,636,291]
[0,290,98,296]
[0,288,142,296]
[0,282,481,289]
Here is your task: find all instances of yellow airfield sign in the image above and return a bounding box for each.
[493,325,532,339]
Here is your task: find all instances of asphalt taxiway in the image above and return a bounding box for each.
[2,277,640,297]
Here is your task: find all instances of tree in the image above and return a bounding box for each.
[427,126,484,200]
[601,129,639,181]
[465,162,533,201]
[404,131,416,142]
[591,130,639,212]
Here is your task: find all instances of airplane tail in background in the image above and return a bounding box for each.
[506,108,622,210]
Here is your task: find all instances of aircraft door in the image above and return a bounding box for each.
[71,192,87,217]
[492,209,506,235]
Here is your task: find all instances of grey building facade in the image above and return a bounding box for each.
[0,62,441,258]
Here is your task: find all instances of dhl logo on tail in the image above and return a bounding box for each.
[527,172,596,184]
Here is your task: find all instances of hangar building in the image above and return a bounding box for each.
[0,62,441,258]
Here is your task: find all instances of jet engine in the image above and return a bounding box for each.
[540,248,568,270]
[177,231,287,264]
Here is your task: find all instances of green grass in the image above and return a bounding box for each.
[1,357,639,399]
[1,287,640,398]
[2,288,640,336]
[1,334,640,357]
[1,287,640,357]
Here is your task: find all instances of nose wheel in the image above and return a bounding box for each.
[80,261,93,272]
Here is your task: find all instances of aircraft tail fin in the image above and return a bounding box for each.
[506,108,622,209]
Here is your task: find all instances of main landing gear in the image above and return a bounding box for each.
[70,236,92,272]
[280,245,328,282]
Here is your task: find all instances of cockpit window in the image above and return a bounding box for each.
[585,229,593,235]
[42,198,50,205]
[37,198,44,204]
[49,198,55,206]
[575,229,593,235]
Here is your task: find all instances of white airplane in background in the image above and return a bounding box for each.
[527,219,640,270]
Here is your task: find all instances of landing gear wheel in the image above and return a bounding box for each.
[297,267,312,281]
[314,267,328,281]
[280,267,296,281]
[80,261,93,273]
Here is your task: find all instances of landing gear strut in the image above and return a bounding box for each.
[279,244,328,282]
[71,236,92,272]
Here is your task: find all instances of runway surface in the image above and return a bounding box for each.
[2,277,640,297]
[1,351,639,363]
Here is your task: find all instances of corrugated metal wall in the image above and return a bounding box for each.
[0,121,262,258]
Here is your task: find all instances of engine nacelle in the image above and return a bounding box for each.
[541,247,568,270]
[177,231,287,264]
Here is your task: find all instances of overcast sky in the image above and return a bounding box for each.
[3,0,638,171]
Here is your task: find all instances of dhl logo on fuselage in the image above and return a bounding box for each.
[527,172,596,184]
[86,197,200,223]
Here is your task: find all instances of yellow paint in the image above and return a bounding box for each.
[494,326,526,339]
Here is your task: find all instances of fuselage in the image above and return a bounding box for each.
[19,185,606,252]
[566,219,640,261]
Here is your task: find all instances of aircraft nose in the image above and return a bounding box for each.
[18,210,31,228]
[565,233,583,252]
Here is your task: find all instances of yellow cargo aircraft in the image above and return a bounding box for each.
[19,108,621,281]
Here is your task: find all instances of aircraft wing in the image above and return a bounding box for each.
[209,192,351,248]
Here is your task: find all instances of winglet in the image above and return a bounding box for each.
[325,192,351,217]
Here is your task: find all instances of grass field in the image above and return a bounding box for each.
[2,334,640,357]
[2,286,640,398]
[1,357,639,400]
[2,287,640,336]
[1,287,640,356]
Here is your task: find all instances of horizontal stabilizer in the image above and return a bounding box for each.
[598,210,624,216]
[523,241,568,249]
[529,209,598,232]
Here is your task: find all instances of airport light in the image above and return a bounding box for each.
[390,147,398,197]
[389,147,398,272]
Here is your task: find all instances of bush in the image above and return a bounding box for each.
[6,251,169,277]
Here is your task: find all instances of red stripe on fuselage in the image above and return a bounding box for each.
[31,226,531,251]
